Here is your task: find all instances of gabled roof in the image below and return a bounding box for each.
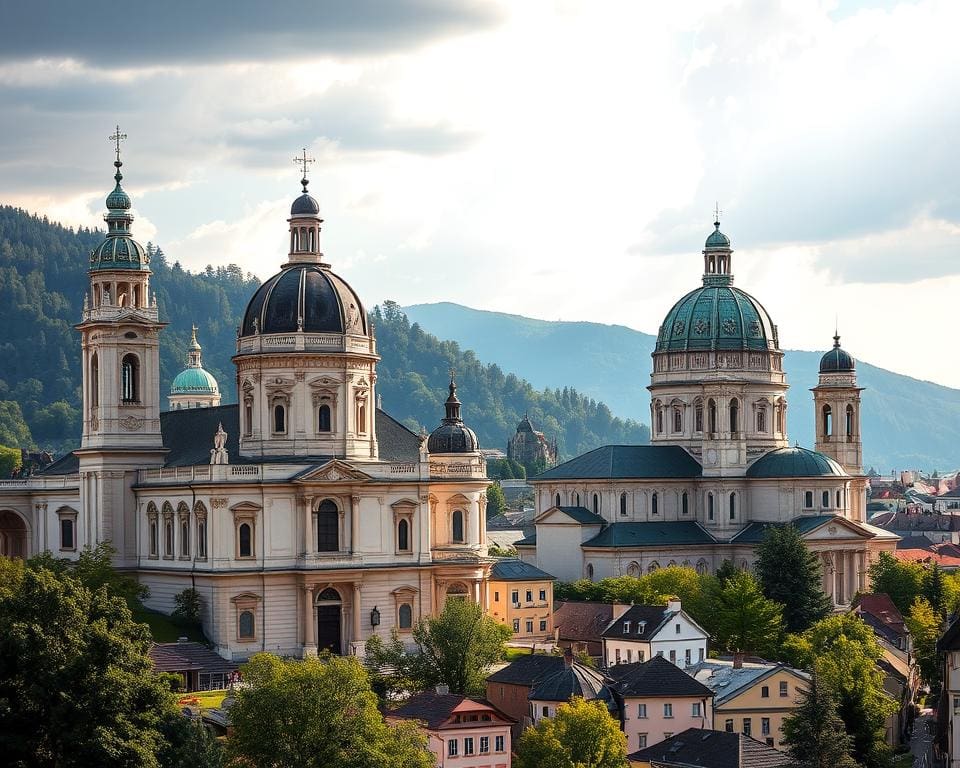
[687,659,809,706]
[528,661,613,703]
[537,506,606,525]
[600,604,672,640]
[628,728,795,768]
[939,614,960,652]
[730,515,880,545]
[583,521,715,548]
[554,601,615,644]
[609,656,714,699]
[513,533,537,547]
[486,653,565,686]
[149,642,238,675]
[389,692,512,730]
[851,593,908,641]
[534,445,702,481]
[490,559,555,582]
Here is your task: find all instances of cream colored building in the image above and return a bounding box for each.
[516,221,898,600]
[0,150,492,660]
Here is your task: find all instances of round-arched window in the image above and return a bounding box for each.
[238,522,252,557]
[317,500,339,552]
[452,509,465,543]
[238,610,254,639]
[399,603,413,629]
[397,518,410,551]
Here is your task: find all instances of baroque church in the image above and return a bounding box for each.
[516,222,898,608]
[0,143,491,660]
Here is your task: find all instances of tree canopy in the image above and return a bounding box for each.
[515,697,628,768]
[702,571,784,658]
[782,673,862,768]
[755,526,831,633]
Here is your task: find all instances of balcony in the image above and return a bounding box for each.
[235,332,377,356]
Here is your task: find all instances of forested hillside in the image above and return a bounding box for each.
[0,206,646,460]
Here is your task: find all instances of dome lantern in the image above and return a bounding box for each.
[702,209,733,287]
[169,324,221,410]
[287,148,324,266]
[819,333,856,374]
[427,373,480,454]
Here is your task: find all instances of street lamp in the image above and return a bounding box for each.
[370,606,381,628]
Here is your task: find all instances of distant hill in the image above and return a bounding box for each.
[0,206,646,461]
[404,302,960,472]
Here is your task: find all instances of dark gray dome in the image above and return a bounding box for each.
[427,378,480,454]
[240,264,366,337]
[820,334,855,373]
[291,193,320,216]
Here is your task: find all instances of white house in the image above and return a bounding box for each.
[601,599,708,669]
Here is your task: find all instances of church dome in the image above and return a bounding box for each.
[820,334,855,373]
[240,264,367,337]
[428,378,480,454]
[90,160,149,272]
[291,192,320,216]
[746,446,846,478]
[704,223,730,248]
[656,285,777,352]
[170,367,219,396]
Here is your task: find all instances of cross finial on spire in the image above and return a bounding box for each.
[109,125,127,165]
[713,201,722,227]
[293,147,315,192]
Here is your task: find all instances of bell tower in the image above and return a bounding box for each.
[75,128,167,565]
[812,333,862,474]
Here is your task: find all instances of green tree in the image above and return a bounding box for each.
[171,587,203,629]
[156,714,224,768]
[807,614,897,768]
[755,526,832,632]
[923,562,947,620]
[714,558,739,585]
[867,552,925,614]
[0,400,32,448]
[906,596,941,688]
[0,444,20,477]
[227,653,433,768]
[0,561,177,767]
[28,541,148,603]
[487,483,508,518]
[515,697,628,768]
[782,673,861,768]
[706,571,784,658]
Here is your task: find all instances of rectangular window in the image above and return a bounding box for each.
[698,648,704,662]
[663,703,673,718]
[513,619,520,632]
[464,737,474,756]
[725,719,734,733]
[539,589,546,601]
[675,623,681,634]
[663,732,672,739]
[637,703,647,718]
[542,706,549,717]
[685,649,691,666]
[479,736,489,754]
[780,681,788,697]
[495,736,505,752]
[494,591,499,601]
[525,620,533,633]
[669,650,676,664]
[638,734,647,748]
[623,621,631,634]
[626,649,633,662]
[60,518,74,550]
[526,590,533,602]
[540,620,547,632]
[448,739,458,757]
[762,718,771,735]
[691,702,701,717]
[511,590,519,605]
[615,648,621,664]
[761,685,769,698]
[743,718,752,736]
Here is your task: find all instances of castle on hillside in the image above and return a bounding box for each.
[507,415,557,473]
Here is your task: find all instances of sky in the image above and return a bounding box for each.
[2,0,959,388]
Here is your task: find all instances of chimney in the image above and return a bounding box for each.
[733,653,745,669]
[612,603,631,620]
[563,647,575,667]
[666,598,681,613]
[435,684,450,695]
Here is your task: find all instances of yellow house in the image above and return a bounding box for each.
[487,559,556,641]
[688,659,810,750]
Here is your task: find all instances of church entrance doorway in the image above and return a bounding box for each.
[316,587,342,655]
[0,511,27,559]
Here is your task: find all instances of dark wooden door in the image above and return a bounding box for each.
[317,605,342,655]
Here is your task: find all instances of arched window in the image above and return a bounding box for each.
[397,518,410,551]
[647,561,660,574]
[694,400,704,433]
[708,399,717,434]
[238,610,255,639]
[357,399,368,434]
[446,583,469,601]
[318,404,331,432]
[317,587,341,602]
[626,561,640,577]
[180,520,190,557]
[197,520,206,559]
[822,404,832,437]
[399,603,413,629]
[656,403,664,434]
[822,490,830,508]
[555,493,561,507]
[149,519,158,557]
[673,407,682,433]
[804,491,814,509]
[165,521,174,556]
[729,492,736,521]
[238,523,252,557]
[846,405,855,437]
[274,404,286,434]
[682,492,689,515]
[651,492,659,515]
[776,399,785,434]
[317,500,339,552]
[121,354,139,403]
[836,490,842,508]
[452,509,465,543]
[575,493,580,506]
[696,560,708,575]
[586,563,594,580]
[708,493,714,521]
[90,353,99,408]
[729,398,739,434]
[244,403,253,436]
[592,494,599,514]
[757,408,766,433]
[620,492,627,516]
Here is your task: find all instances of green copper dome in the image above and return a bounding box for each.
[656,285,778,352]
[170,367,220,396]
[746,446,846,478]
[90,160,150,272]
[705,222,730,248]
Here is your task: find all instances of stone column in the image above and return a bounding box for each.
[822,552,835,605]
[474,578,482,605]
[351,495,360,555]
[302,585,316,656]
[302,495,313,557]
[481,576,489,612]
[858,550,867,592]
[338,507,346,553]
[353,582,362,644]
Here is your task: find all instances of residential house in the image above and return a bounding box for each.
[486,653,564,735]
[608,655,714,753]
[389,690,513,768]
[487,559,556,642]
[149,640,239,692]
[937,615,960,767]
[528,648,618,724]
[554,601,627,660]
[628,728,796,768]
[601,599,708,669]
[688,659,809,750]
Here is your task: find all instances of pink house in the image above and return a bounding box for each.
[390,690,514,768]
[609,656,715,752]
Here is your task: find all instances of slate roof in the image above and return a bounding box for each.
[528,660,614,704]
[583,521,715,548]
[389,692,511,730]
[628,728,796,768]
[731,515,875,545]
[486,653,564,686]
[39,405,421,474]
[534,445,702,481]
[687,660,809,706]
[149,642,238,675]
[554,601,615,647]
[549,506,606,525]
[513,533,537,546]
[600,604,672,640]
[489,559,556,582]
[608,656,714,698]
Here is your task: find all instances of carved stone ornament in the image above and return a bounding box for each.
[211,497,229,509]
[90,415,99,431]
[721,318,737,336]
[672,319,685,336]
[120,415,143,431]
[748,320,762,337]
[694,319,710,335]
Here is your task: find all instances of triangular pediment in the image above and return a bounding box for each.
[798,515,873,541]
[534,505,604,526]
[295,459,372,483]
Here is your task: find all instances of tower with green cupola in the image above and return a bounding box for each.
[75,128,167,565]
[169,325,221,410]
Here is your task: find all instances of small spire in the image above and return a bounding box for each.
[443,370,462,423]
[713,201,722,228]
[293,147,315,193]
[190,324,200,348]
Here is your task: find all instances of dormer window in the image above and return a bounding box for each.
[623,621,631,634]
[638,621,646,635]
